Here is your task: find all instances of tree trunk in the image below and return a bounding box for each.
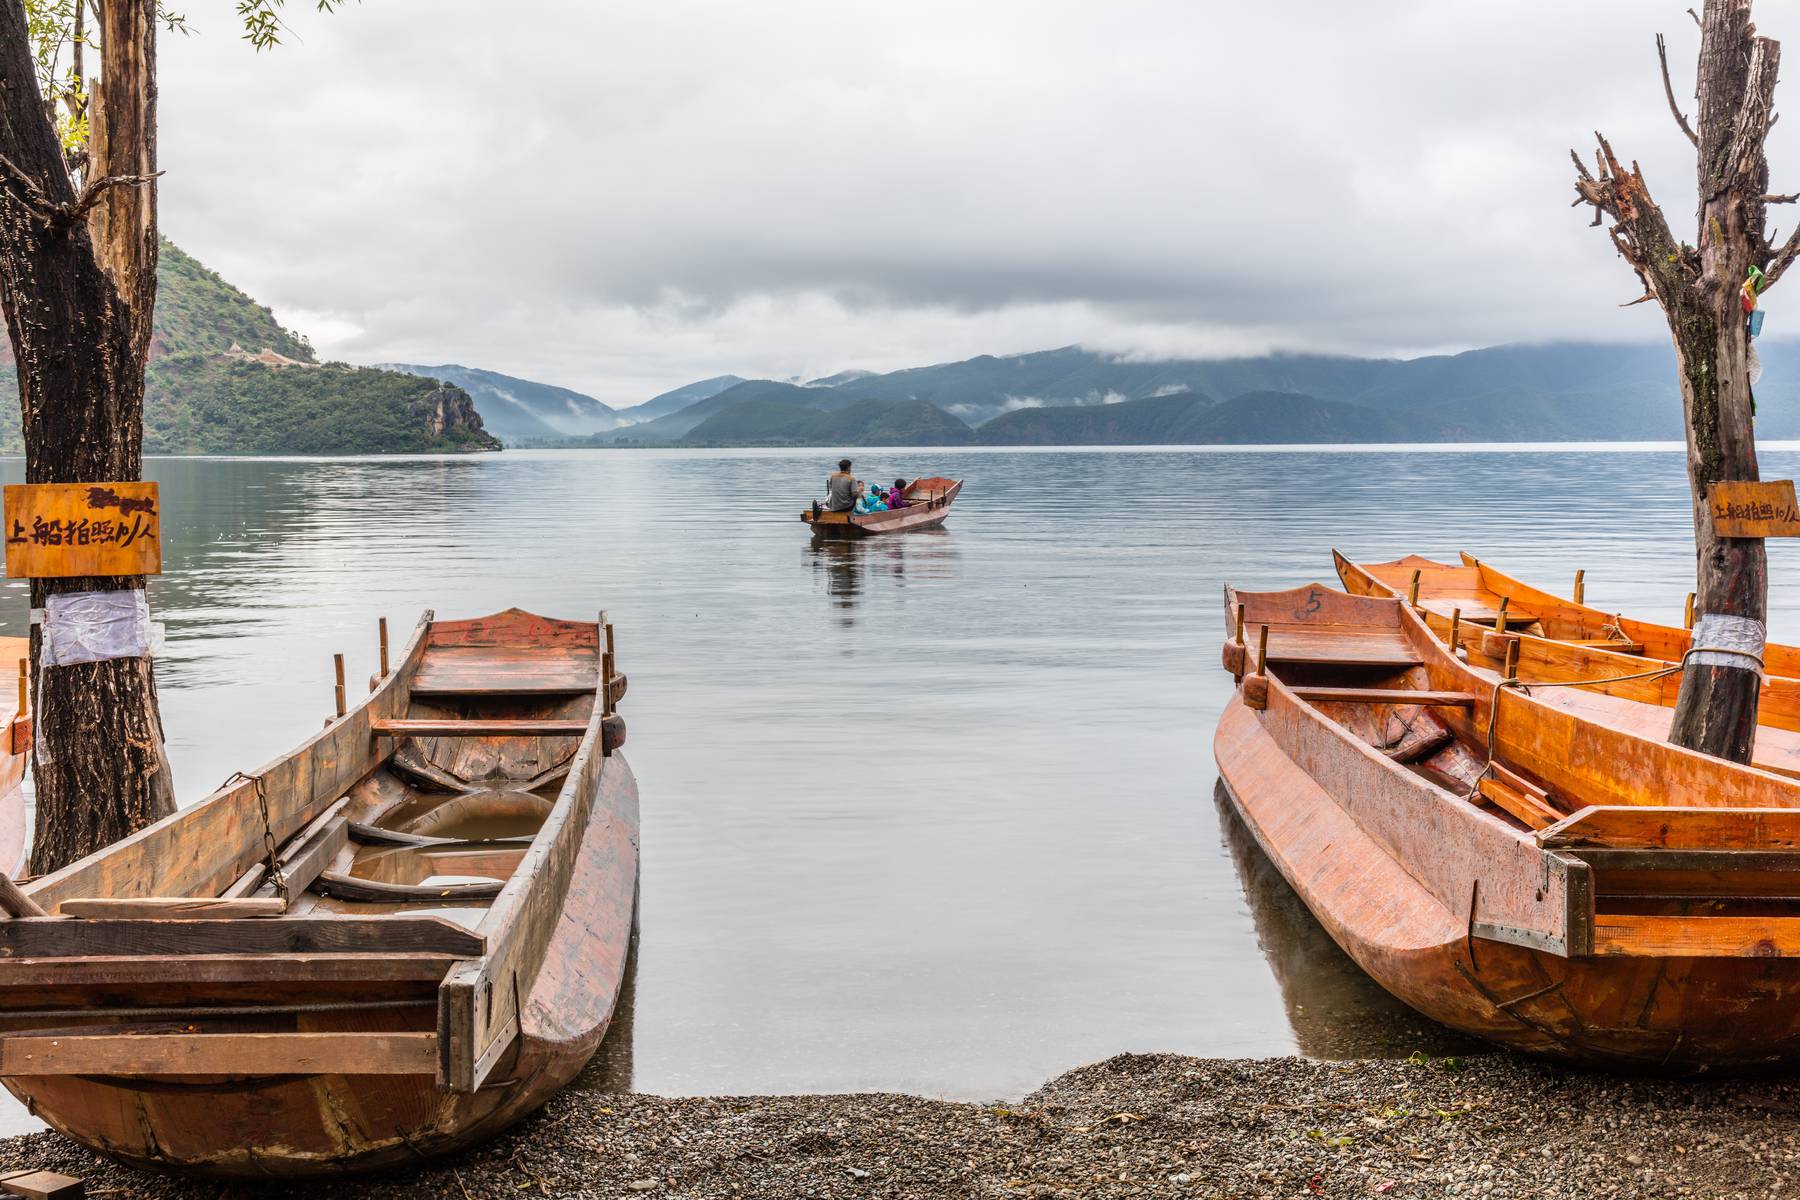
[1575,0,1790,764]
[0,0,174,874]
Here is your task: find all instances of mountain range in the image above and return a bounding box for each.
[570,340,1800,447]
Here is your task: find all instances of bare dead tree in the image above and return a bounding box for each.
[1573,0,1792,763]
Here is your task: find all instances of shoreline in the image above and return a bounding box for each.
[2,1053,1795,1198]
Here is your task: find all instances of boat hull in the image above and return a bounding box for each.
[1216,696,1800,1071]
[3,753,638,1177]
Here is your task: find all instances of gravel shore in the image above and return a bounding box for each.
[4,1052,1800,1198]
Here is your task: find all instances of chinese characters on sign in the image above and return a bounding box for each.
[1708,479,1800,538]
[3,483,162,577]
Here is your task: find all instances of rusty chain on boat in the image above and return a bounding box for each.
[222,769,288,905]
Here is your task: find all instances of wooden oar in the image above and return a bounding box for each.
[0,871,47,919]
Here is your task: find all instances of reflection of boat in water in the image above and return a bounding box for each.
[802,477,962,539]
[1214,783,1478,1060]
[806,529,961,618]
[0,637,27,876]
[0,609,638,1176]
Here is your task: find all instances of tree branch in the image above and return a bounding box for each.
[1659,32,1701,147]
[1761,193,1799,203]
[65,170,162,223]
[1766,225,1800,287]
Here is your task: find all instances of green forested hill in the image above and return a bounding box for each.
[0,240,499,455]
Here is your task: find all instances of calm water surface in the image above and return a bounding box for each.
[1,443,1788,1131]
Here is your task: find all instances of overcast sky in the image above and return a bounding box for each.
[154,1,1800,407]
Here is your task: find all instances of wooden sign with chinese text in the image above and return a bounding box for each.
[1709,479,1800,538]
[3,482,161,577]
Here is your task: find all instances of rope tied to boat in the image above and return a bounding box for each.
[223,769,288,904]
[1463,648,1747,804]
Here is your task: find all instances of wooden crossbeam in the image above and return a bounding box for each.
[1593,914,1800,958]
[0,915,484,959]
[372,718,589,738]
[58,897,284,920]
[1289,687,1479,709]
[0,1031,437,1076]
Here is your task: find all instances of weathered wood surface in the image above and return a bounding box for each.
[2,481,162,578]
[373,718,589,738]
[1216,579,1800,1070]
[1710,479,1800,537]
[0,607,639,1177]
[0,1169,83,1200]
[0,1031,437,1076]
[56,897,285,920]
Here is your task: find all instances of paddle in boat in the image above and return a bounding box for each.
[0,608,637,1177]
[802,476,962,539]
[1217,580,1800,1070]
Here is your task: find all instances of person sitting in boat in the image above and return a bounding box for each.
[823,459,860,513]
[888,479,910,509]
[855,487,886,515]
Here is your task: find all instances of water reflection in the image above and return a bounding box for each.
[805,531,962,625]
[571,928,638,1093]
[1215,783,1479,1060]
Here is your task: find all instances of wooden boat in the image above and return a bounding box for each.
[802,476,962,539]
[0,638,30,877]
[1334,550,1800,779]
[0,608,637,1177]
[1217,581,1800,1071]
[1333,549,1800,676]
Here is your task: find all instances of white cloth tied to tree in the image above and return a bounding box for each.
[41,589,162,666]
[1690,611,1766,675]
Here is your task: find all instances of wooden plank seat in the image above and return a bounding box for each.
[57,897,285,920]
[410,648,598,697]
[1567,638,1647,655]
[0,915,485,959]
[312,871,505,903]
[0,1031,438,1077]
[1290,687,1480,709]
[1263,629,1421,669]
[372,718,589,738]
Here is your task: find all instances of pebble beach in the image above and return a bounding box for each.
[5,1053,1800,1199]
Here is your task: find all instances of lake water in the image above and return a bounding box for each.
[2,443,1792,1134]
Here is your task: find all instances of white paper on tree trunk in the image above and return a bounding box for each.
[1690,612,1767,674]
[41,589,162,667]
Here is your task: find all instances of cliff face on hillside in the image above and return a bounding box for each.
[0,240,501,456]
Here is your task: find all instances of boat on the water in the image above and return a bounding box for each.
[0,608,637,1177]
[1333,549,1800,677]
[1217,580,1800,1071]
[802,476,962,538]
[0,637,29,877]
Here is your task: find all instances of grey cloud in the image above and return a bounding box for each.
[152,1,1793,405]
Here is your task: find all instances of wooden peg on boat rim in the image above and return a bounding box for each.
[1231,604,1247,681]
[1407,569,1422,607]
[600,609,616,662]
[378,617,390,678]
[1494,596,1509,635]
[1448,608,1461,653]
[15,658,25,719]
[0,871,46,919]
[1503,636,1520,681]
[602,650,616,716]
[333,654,347,719]
[1572,569,1585,605]
[1685,592,1696,630]
[1255,624,1269,676]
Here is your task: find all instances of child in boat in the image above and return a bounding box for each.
[854,489,883,515]
[888,479,909,508]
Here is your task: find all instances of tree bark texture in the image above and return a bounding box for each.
[1574,0,1792,764]
[0,0,174,874]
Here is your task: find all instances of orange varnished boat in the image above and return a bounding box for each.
[1334,549,1800,677]
[1217,581,1800,1071]
[1335,551,1800,780]
[801,476,962,539]
[0,609,636,1176]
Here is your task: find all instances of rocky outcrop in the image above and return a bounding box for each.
[418,385,502,450]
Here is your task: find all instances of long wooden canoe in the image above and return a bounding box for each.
[0,638,30,877]
[0,608,637,1176]
[1218,582,1800,1071]
[802,476,962,538]
[1334,549,1800,676]
[1334,550,1800,778]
